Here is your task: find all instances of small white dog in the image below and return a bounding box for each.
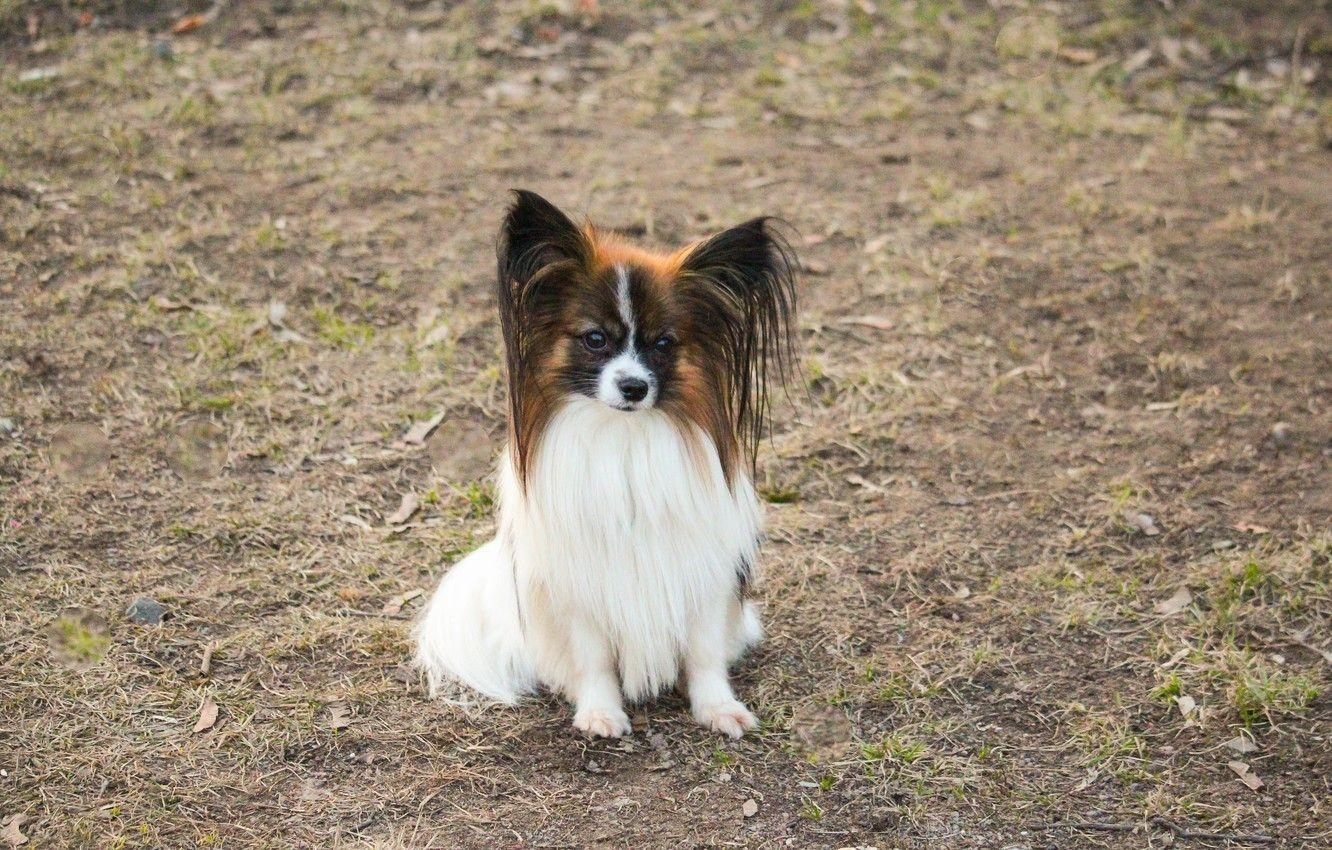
[415,191,797,738]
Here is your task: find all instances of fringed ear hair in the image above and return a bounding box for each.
[496,190,590,481]
[497,190,589,291]
[678,217,799,477]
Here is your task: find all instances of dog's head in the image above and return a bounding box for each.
[496,190,798,484]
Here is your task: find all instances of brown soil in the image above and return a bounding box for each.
[2,1,1329,848]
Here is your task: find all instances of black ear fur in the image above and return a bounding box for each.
[496,190,589,475]
[497,190,588,291]
[679,217,799,472]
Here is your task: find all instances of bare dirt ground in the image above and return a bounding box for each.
[2,1,1330,847]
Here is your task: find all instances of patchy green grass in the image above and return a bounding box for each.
[312,307,375,350]
[50,616,109,663]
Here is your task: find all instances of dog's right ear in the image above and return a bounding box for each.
[496,191,589,487]
[498,190,589,290]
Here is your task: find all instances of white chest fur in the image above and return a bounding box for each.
[498,398,761,700]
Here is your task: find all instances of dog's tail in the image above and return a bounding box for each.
[414,539,536,704]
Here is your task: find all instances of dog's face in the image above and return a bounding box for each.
[553,261,681,413]
[496,191,797,483]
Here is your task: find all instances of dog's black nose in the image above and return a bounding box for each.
[617,377,649,403]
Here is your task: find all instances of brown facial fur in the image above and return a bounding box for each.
[497,191,798,487]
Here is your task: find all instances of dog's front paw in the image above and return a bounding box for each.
[693,700,758,739]
[573,706,632,738]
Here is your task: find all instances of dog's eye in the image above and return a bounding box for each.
[582,330,608,351]
[653,335,674,352]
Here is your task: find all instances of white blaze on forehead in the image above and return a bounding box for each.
[615,264,635,343]
[598,265,656,410]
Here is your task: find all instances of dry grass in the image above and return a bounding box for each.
[2,1,1329,847]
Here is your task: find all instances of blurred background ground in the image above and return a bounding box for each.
[1,1,1329,847]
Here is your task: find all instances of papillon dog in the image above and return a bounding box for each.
[415,190,797,738]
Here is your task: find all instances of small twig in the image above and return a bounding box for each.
[1290,24,1307,91]
[1248,626,1332,665]
[335,608,411,621]
[1031,821,1136,835]
[1034,819,1280,845]
[1150,817,1276,845]
[347,812,379,835]
[818,324,873,346]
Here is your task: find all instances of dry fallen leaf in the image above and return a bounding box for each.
[1160,647,1190,669]
[265,300,307,344]
[1073,767,1100,792]
[151,295,190,311]
[1155,586,1192,616]
[2,814,28,847]
[337,586,366,603]
[1125,511,1160,536]
[1059,46,1098,64]
[1270,422,1292,445]
[420,323,452,348]
[400,410,446,446]
[382,588,423,616]
[1224,736,1258,755]
[863,234,891,255]
[1204,107,1250,124]
[964,111,993,131]
[838,315,894,330]
[171,14,207,35]
[267,299,288,326]
[742,799,759,818]
[1227,760,1264,791]
[844,473,885,493]
[193,696,218,733]
[1159,36,1184,67]
[1232,521,1271,534]
[1175,694,1196,718]
[385,493,420,526]
[326,701,352,729]
[1122,47,1154,74]
[338,514,373,531]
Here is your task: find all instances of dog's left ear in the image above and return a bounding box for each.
[680,218,793,300]
[679,217,799,465]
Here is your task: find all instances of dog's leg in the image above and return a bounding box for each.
[685,600,758,739]
[563,618,631,738]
